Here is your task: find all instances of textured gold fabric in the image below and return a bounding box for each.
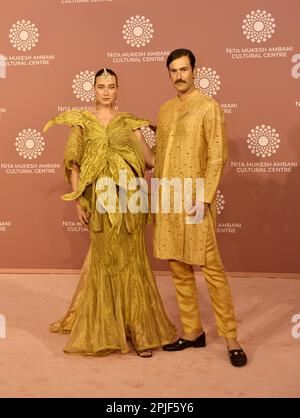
[168,260,202,335]
[169,214,237,338]
[44,110,149,232]
[154,90,237,338]
[154,90,227,265]
[44,110,176,355]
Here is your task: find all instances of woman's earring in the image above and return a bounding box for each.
[114,100,119,111]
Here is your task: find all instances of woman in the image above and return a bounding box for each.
[44,68,176,357]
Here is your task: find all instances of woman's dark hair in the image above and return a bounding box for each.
[166,49,196,70]
[94,68,118,86]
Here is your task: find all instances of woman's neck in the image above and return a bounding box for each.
[95,106,116,115]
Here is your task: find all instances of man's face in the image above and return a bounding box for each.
[168,55,195,95]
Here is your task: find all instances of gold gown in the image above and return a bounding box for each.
[43,110,176,355]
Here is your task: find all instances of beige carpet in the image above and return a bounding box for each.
[0,273,299,398]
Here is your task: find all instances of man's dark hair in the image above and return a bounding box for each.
[166,49,196,70]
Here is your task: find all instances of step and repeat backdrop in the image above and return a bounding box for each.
[0,0,299,273]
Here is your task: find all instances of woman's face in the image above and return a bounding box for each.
[94,74,118,108]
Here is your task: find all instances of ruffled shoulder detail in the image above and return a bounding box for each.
[123,113,151,131]
[43,110,87,132]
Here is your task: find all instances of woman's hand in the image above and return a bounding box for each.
[76,201,89,228]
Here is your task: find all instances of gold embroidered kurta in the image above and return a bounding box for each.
[154,89,228,266]
[43,110,176,355]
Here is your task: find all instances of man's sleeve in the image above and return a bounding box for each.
[203,103,228,204]
[153,104,165,179]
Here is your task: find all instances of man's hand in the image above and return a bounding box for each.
[185,202,209,224]
[186,202,209,216]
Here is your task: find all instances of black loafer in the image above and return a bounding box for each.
[228,348,247,367]
[163,332,206,351]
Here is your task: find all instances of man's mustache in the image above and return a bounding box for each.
[175,80,186,84]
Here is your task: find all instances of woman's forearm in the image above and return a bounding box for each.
[71,162,89,227]
[134,129,155,169]
[70,162,80,194]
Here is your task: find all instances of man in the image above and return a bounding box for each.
[154,48,247,367]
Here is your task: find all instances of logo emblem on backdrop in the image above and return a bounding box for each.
[216,190,225,215]
[242,10,276,43]
[9,20,39,51]
[194,67,221,97]
[15,129,45,159]
[72,71,95,102]
[122,15,154,48]
[247,125,280,158]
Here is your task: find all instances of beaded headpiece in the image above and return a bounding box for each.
[100,68,111,79]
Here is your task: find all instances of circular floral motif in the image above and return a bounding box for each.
[242,10,276,43]
[194,67,221,97]
[122,15,154,48]
[15,129,45,159]
[247,125,280,158]
[72,71,95,102]
[9,20,39,51]
[216,190,225,215]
